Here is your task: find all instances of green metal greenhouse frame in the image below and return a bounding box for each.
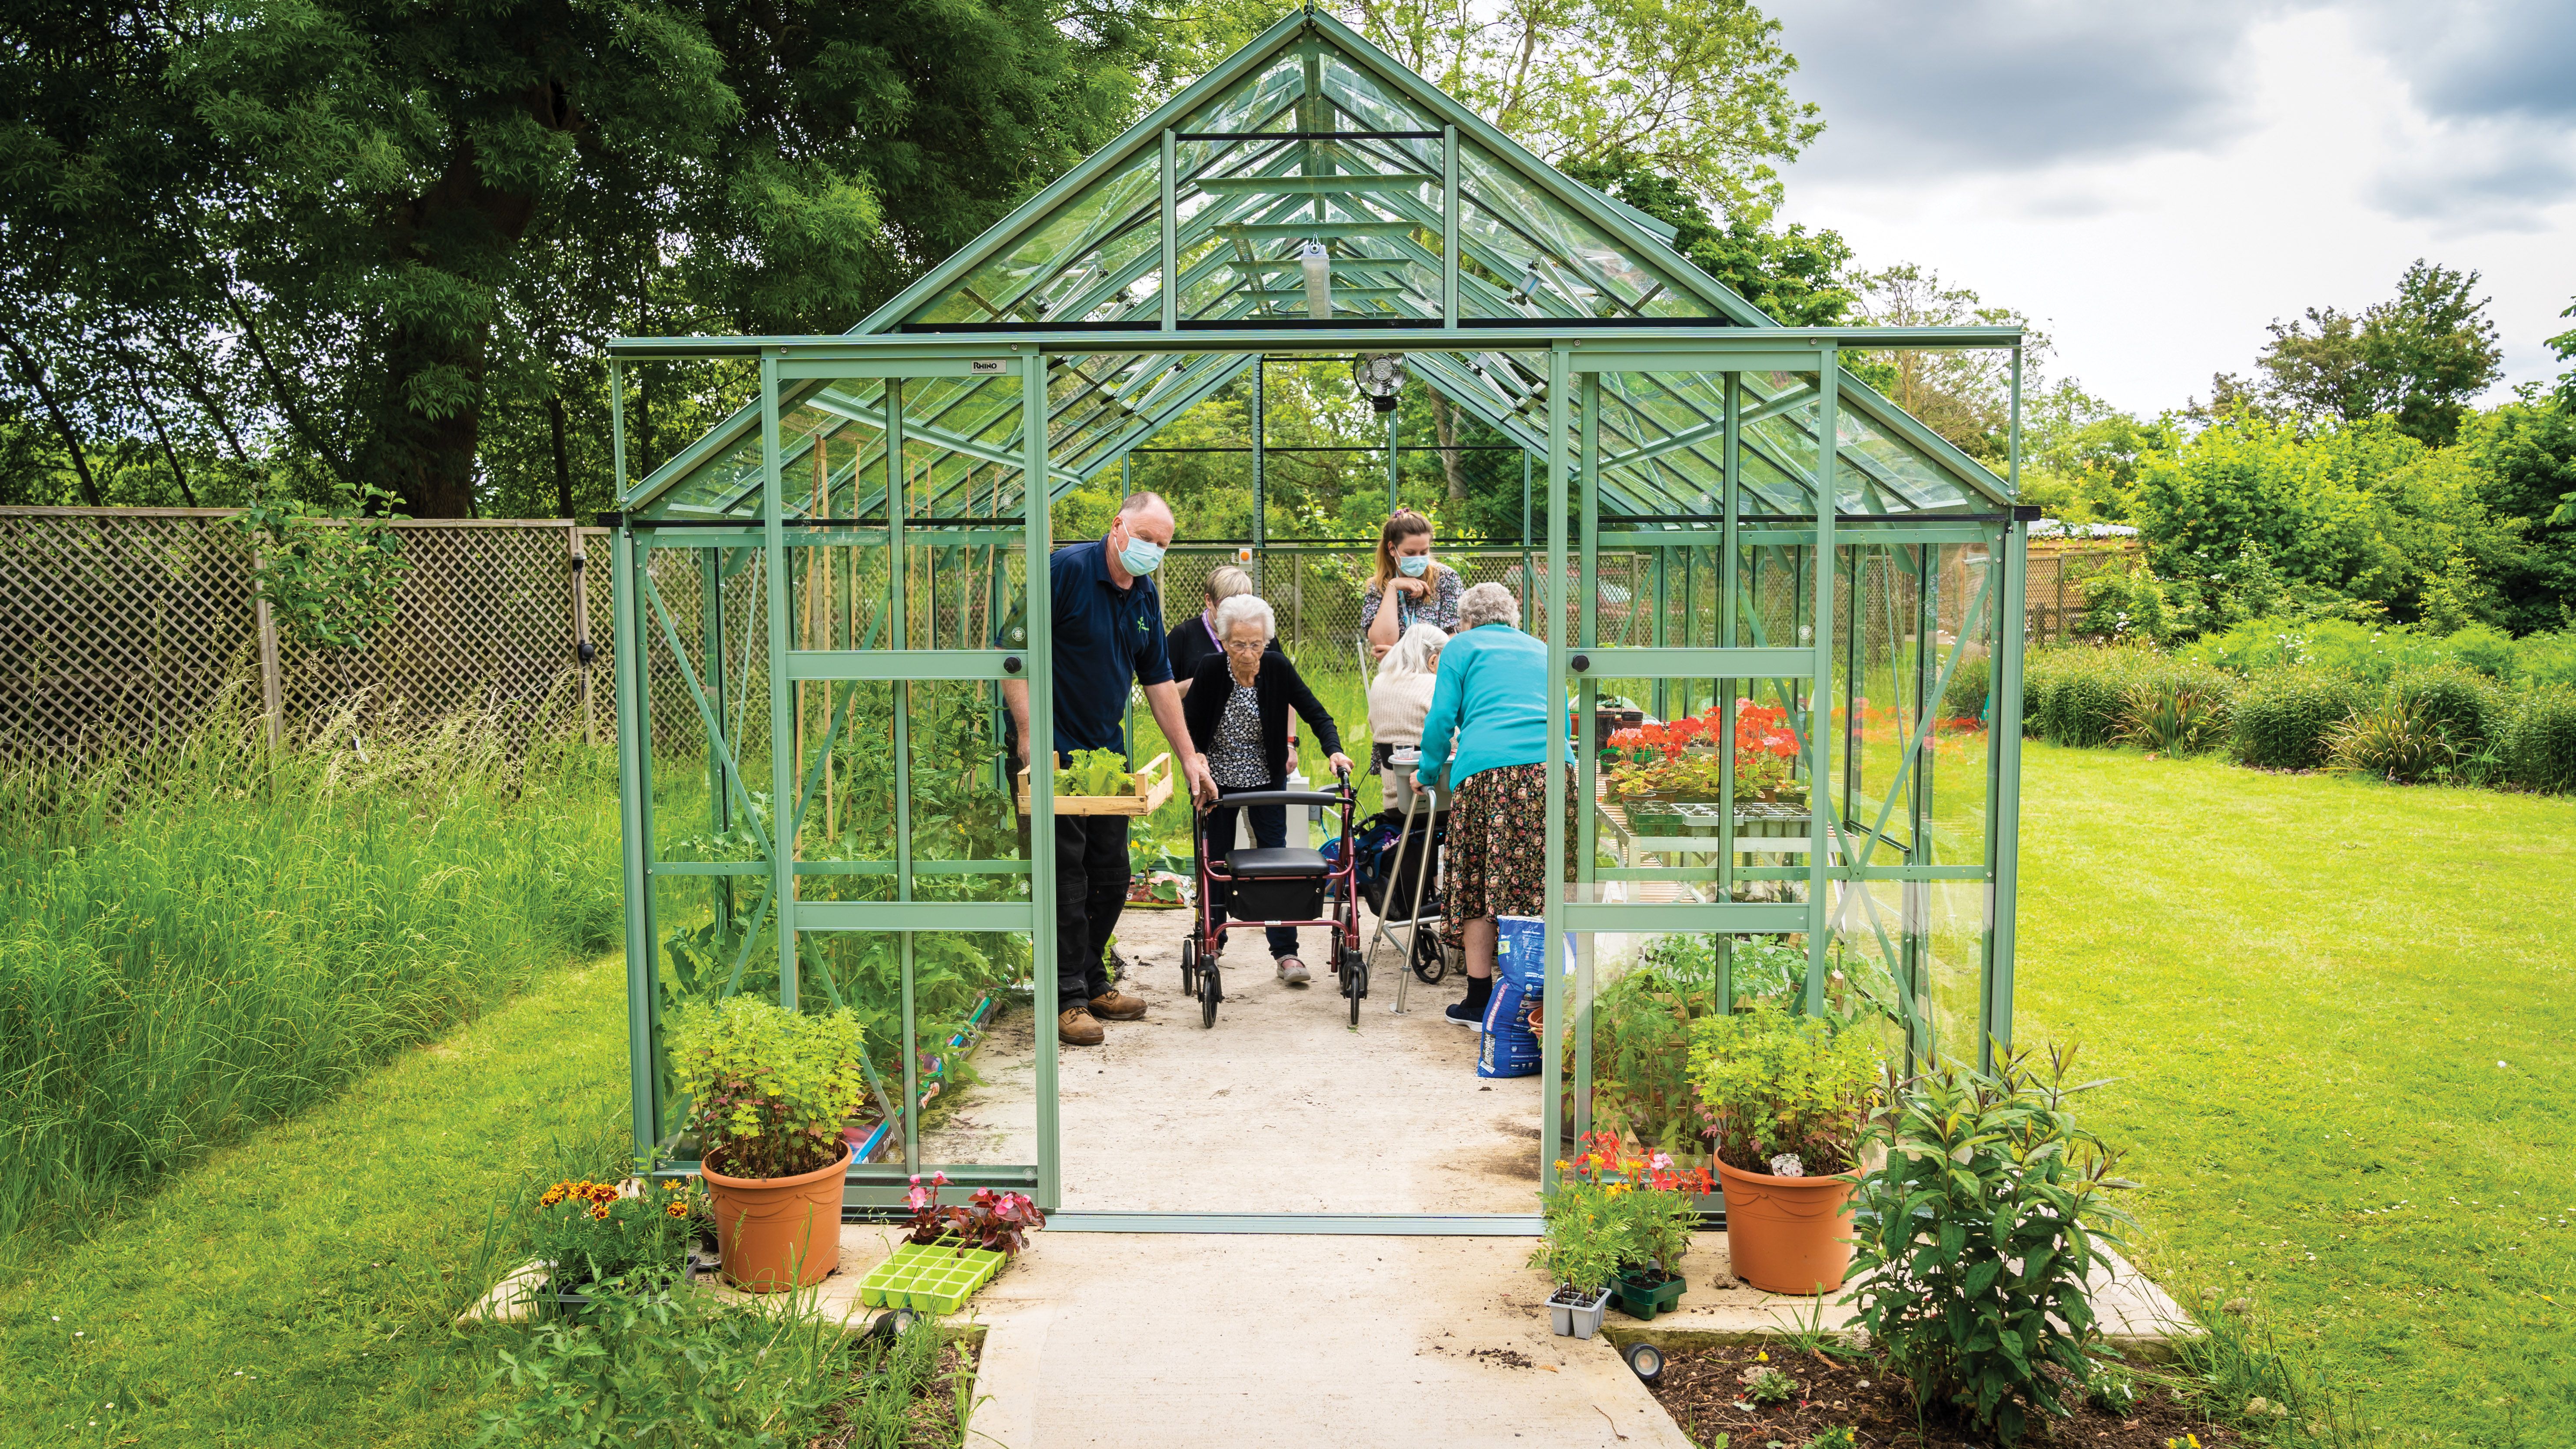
[604,9,2031,1233]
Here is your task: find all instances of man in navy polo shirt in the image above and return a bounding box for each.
[1002,492,1217,1047]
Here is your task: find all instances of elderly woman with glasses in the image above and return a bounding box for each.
[1413,581,1576,1027]
[1180,594,1353,986]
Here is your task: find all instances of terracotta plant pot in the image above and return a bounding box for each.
[1717,1158,1855,1296]
[701,1144,850,1293]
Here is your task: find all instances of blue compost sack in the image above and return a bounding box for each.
[1476,917,1571,1079]
[1476,978,1541,1078]
[1492,915,1575,993]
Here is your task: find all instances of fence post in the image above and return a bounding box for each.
[569,521,594,745]
[252,549,284,748]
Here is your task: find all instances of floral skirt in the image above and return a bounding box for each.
[1439,761,1578,951]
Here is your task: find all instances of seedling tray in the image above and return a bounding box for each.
[857,1238,1007,1314]
[1016,751,1173,817]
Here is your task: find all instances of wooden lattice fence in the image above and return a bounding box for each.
[0,507,613,757]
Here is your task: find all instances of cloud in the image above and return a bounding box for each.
[2346,0,2576,221]
[1773,0,2284,178]
[2349,0,2576,126]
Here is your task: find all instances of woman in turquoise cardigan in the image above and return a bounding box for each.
[1413,581,1576,1027]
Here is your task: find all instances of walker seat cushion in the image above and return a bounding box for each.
[1228,847,1329,878]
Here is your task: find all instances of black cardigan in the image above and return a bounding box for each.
[1181,652,1345,783]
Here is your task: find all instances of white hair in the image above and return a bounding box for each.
[1458,581,1520,630]
[1213,592,1277,642]
[1377,621,1447,682]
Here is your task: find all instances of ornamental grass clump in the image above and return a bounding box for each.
[2114,662,2235,756]
[668,997,872,1180]
[1686,1002,1880,1177]
[2229,667,2366,770]
[1844,1043,2135,1448]
[2326,694,2453,783]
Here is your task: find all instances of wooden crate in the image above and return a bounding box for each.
[1015,751,1174,817]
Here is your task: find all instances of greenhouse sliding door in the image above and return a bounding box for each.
[616,352,1060,1210]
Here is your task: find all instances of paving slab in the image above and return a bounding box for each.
[1606,1240,2194,1359]
[957,1233,1688,1449]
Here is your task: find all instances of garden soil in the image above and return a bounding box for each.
[1644,1343,2239,1449]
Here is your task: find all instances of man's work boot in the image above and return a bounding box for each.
[1088,990,1148,1021]
[1058,1008,1105,1046]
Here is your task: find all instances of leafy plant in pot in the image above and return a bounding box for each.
[1687,1001,1881,1294]
[1563,1132,1711,1320]
[670,996,872,1292]
[530,1176,705,1315]
[1530,1163,1627,1339]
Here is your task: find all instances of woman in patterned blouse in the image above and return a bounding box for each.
[1359,509,1460,662]
[1180,594,1352,986]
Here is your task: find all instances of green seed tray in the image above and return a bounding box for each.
[857,1239,1007,1313]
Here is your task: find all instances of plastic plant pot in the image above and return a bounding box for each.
[858,1238,1007,1315]
[1613,1266,1687,1320]
[1547,1283,1615,1339]
[702,1143,851,1293]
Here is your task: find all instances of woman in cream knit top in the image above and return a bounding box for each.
[1367,622,1447,811]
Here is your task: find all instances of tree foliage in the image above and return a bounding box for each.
[2254,259,2503,447]
[0,0,1147,516]
[1156,0,1820,219]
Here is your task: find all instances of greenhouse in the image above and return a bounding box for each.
[604,8,2032,1230]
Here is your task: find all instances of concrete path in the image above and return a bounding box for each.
[926,898,1545,1215]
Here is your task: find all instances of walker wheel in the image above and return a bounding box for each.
[1341,947,1368,1026]
[1180,936,1199,994]
[1412,930,1448,984]
[1199,955,1222,1029]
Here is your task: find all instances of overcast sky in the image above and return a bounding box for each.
[1769,0,2576,417]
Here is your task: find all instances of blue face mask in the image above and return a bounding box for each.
[1396,552,1430,578]
[1118,533,1166,576]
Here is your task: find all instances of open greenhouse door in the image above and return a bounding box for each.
[612,351,1060,1212]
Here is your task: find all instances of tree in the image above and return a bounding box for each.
[2254,259,2501,447]
[2468,404,2576,635]
[2130,413,2513,636]
[2,0,1147,516]
[1843,264,2036,462]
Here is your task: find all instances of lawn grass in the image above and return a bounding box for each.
[2014,742,2576,1443]
[0,956,631,1448]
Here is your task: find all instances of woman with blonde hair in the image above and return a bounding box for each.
[1359,510,1460,660]
[1368,622,1447,812]
[1167,563,1260,696]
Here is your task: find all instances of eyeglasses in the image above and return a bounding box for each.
[1222,638,1266,653]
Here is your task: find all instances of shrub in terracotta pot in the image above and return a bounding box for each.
[1687,1001,1880,1294]
[669,997,871,1292]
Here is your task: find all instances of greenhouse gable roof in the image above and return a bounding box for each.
[623,10,2018,526]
